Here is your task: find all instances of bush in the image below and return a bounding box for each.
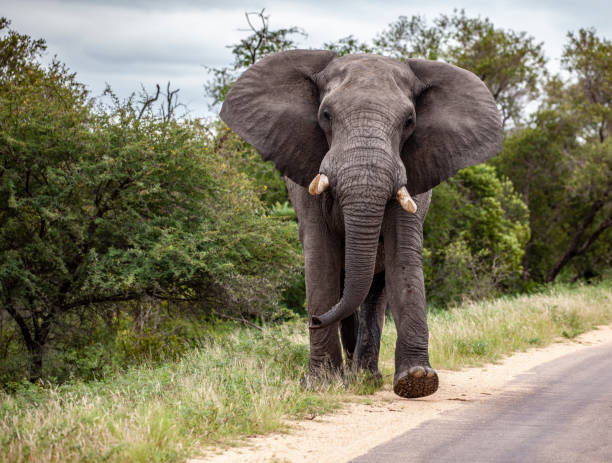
[424,164,530,307]
[211,122,289,209]
[0,20,303,381]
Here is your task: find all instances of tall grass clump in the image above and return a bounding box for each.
[377,281,612,375]
[0,320,344,463]
[431,282,612,369]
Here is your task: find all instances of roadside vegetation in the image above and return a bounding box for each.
[2,281,611,463]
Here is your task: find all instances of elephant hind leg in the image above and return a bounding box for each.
[339,269,359,367]
[340,312,358,366]
[353,271,386,377]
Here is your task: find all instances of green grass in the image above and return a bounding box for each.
[378,282,612,376]
[0,322,347,462]
[2,281,612,462]
[429,281,612,368]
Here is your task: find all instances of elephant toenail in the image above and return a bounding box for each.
[408,366,426,378]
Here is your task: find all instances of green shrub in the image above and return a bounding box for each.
[0,20,303,380]
[212,122,289,209]
[424,164,530,307]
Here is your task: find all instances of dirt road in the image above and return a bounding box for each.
[191,325,612,463]
[352,341,612,462]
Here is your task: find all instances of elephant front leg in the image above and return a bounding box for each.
[386,262,438,398]
[287,179,344,379]
[383,195,438,398]
[302,230,344,376]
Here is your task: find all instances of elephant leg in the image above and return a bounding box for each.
[340,312,358,367]
[353,271,386,377]
[303,236,343,375]
[339,269,358,368]
[288,181,344,376]
[383,192,438,398]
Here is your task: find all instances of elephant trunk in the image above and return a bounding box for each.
[310,188,387,330]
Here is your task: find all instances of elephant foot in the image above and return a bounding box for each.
[393,366,438,398]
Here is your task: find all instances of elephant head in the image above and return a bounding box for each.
[220,50,502,329]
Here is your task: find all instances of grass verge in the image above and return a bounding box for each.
[376,280,612,378]
[2,281,612,462]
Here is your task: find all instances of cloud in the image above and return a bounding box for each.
[2,0,610,117]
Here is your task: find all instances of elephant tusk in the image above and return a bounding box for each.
[397,186,417,213]
[308,174,329,195]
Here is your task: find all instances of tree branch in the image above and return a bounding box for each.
[137,83,160,120]
[575,211,612,255]
[4,305,35,353]
[63,291,142,310]
[212,311,264,331]
[546,198,611,282]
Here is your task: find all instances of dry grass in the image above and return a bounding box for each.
[0,323,345,463]
[2,281,611,462]
[378,281,612,375]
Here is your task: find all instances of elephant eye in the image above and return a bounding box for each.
[405,113,414,128]
[323,109,332,121]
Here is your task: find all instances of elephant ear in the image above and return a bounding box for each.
[402,59,503,195]
[220,50,337,187]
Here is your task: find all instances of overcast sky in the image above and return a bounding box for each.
[2,0,611,117]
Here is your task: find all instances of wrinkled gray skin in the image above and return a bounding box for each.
[221,51,502,398]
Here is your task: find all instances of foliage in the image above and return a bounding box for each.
[323,35,373,56]
[0,319,343,462]
[205,124,306,311]
[210,121,288,209]
[439,10,547,126]
[372,14,447,60]
[204,9,306,107]
[426,279,612,369]
[495,28,612,283]
[423,164,530,306]
[325,10,547,127]
[0,19,302,380]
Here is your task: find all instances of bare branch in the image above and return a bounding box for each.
[137,83,160,120]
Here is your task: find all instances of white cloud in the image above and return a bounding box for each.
[1,0,610,117]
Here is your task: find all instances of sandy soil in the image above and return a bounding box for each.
[189,325,612,463]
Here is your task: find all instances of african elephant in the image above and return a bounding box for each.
[220,50,502,398]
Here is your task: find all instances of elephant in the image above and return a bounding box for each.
[220,50,502,398]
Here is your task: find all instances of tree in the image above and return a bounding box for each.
[205,9,306,107]
[0,20,301,380]
[372,11,547,127]
[561,28,612,143]
[423,164,530,306]
[495,29,612,283]
[323,35,373,56]
[372,14,446,60]
[542,29,612,282]
[440,11,546,127]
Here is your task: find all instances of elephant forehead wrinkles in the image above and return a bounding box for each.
[322,81,414,133]
[320,55,417,98]
[339,104,406,131]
